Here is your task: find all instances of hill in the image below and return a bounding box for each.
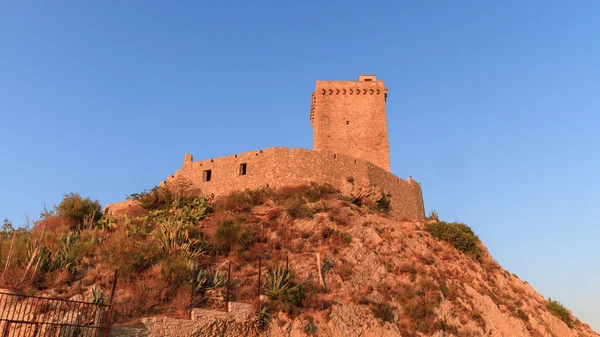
[0,183,597,337]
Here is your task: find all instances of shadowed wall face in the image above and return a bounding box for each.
[311,75,390,171]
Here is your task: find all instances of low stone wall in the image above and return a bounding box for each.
[109,303,253,337]
[109,326,149,337]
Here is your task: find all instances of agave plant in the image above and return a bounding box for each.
[90,285,106,305]
[195,268,226,294]
[263,266,302,307]
[156,219,205,262]
[51,231,80,272]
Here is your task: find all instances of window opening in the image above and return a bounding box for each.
[203,169,212,182]
[239,163,247,176]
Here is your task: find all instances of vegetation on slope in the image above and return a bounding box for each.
[425,221,482,260]
[0,183,380,323]
[547,299,574,328]
[0,183,591,336]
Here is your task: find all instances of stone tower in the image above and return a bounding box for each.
[310,75,390,171]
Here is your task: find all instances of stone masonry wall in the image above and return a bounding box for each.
[311,75,390,171]
[161,147,425,221]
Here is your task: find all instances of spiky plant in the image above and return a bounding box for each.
[91,285,106,305]
[263,266,303,309]
[156,219,205,263]
[51,231,80,272]
[195,268,226,294]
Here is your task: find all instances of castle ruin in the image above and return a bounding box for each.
[116,75,425,220]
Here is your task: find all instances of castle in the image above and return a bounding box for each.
[118,75,425,220]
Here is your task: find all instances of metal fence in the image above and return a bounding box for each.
[190,256,291,311]
[0,272,117,337]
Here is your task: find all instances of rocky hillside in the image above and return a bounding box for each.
[1,183,597,337]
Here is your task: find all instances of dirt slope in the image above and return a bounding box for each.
[239,199,598,337]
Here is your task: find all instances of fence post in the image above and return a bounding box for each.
[2,321,10,337]
[225,261,231,312]
[103,270,119,337]
[257,258,262,299]
[190,266,197,309]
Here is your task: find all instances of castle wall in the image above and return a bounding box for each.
[311,77,391,171]
[163,147,424,221]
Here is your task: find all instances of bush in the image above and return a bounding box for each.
[371,302,396,324]
[214,218,260,254]
[340,232,352,244]
[284,197,314,219]
[348,189,391,214]
[129,183,200,211]
[546,299,573,328]
[427,209,439,221]
[425,221,481,260]
[214,189,271,214]
[517,309,529,322]
[56,193,102,227]
[215,218,242,253]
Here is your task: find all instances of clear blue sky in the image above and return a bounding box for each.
[1,1,598,331]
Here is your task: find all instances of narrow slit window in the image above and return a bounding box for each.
[239,163,247,176]
[203,169,212,182]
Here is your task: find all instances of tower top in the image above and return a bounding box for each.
[358,74,377,81]
[310,75,391,171]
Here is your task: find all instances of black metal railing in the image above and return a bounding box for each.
[0,271,117,337]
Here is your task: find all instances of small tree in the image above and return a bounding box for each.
[2,219,13,234]
[56,193,102,227]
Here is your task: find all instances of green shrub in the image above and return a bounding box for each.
[425,221,481,259]
[427,209,439,221]
[371,302,396,324]
[213,217,261,255]
[284,197,314,219]
[214,187,275,214]
[516,309,529,322]
[376,193,391,214]
[129,183,201,211]
[340,232,352,244]
[348,189,391,214]
[303,315,318,335]
[56,193,102,227]
[547,299,573,328]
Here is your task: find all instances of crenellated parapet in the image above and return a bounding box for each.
[310,93,316,126]
[317,87,387,96]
